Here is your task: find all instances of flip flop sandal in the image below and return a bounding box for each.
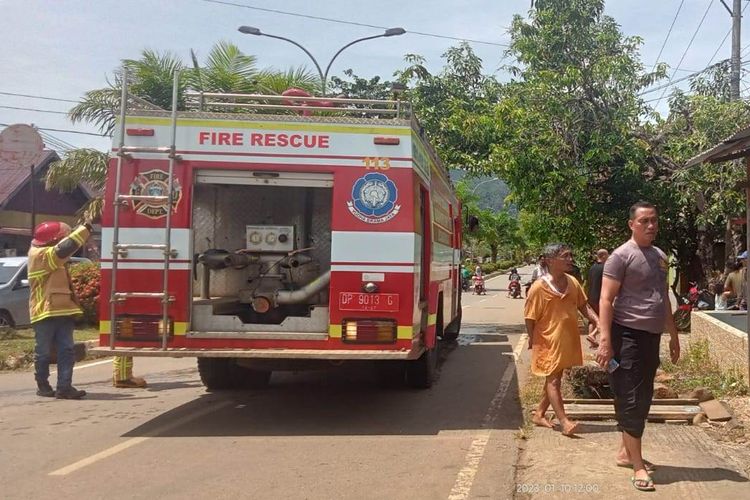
[617,460,656,473]
[631,476,655,492]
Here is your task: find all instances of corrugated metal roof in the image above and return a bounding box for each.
[0,150,58,208]
[685,124,750,167]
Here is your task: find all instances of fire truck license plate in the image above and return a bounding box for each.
[339,292,399,312]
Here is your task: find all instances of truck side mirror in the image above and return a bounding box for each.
[468,216,479,233]
[16,279,29,289]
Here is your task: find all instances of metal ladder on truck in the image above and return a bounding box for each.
[109,67,180,351]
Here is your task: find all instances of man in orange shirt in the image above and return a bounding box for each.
[525,243,599,436]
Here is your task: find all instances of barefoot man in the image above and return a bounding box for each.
[525,243,599,437]
[596,201,680,492]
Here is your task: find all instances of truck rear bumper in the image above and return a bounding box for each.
[88,346,417,360]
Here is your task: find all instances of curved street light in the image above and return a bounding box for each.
[238,26,406,96]
[470,177,501,195]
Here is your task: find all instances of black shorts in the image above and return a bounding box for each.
[608,323,661,438]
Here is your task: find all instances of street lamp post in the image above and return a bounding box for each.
[238,26,405,96]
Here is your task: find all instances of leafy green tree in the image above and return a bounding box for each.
[648,88,750,279]
[490,0,665,254]
[395,43,502,172]
[328,69,393,100]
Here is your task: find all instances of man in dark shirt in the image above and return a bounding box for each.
[585,249,608,346]
[597,202,680,493]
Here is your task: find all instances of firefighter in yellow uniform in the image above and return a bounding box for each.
[113,356,147,388]
[28,221,91,399]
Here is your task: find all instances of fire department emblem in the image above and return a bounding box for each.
[347,172,400,224]
[128,169,182,219]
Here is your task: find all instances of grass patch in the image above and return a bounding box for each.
[0,326,99,371]
[517,372,546,438]
[661,339,748,398]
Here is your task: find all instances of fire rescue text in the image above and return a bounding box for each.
[198,131,330,148]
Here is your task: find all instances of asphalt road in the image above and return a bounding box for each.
[0,270,530,500]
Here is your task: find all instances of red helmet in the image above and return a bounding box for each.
[31,221,71,246]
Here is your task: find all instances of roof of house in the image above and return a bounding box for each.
[0,150,59,209]
[685,124,750,167]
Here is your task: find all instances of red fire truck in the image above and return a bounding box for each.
[92,71,464,389]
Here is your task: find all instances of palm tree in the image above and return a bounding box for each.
[69,49,185,135]
[57,43,323,215]
[188,41,258,94]
[45,148,108,221]
[254,66,319,95]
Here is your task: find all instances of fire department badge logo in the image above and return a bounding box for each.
[129,169,182,219]
[347,172,400,224]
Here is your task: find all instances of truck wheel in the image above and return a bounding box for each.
[406,345,438,389]
[197,358,236,390]
[235,365,272,389]
[443,307,461,343]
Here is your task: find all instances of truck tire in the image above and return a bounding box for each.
[443,307,461,343]
[197,358,236,390]
[235,365,272,389]
[406,345,438,389]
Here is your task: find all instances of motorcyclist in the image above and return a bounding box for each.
[525,255,546,298]
[508,267,522,297]
[460,265,472,291]
[473,261,485,295]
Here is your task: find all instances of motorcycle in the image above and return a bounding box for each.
[473,274,486,295]
[672,281,714,331]
[461,276,470,292]
[508,279,522,299]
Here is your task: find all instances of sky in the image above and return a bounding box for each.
[0,0,747,152]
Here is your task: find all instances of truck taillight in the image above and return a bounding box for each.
[115,314,173,341]
[342,319,396,343]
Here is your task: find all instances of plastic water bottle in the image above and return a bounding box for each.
[607,358,620,373]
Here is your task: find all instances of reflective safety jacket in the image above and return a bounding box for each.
[28,225,91,323]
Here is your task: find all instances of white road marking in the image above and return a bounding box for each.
[447,333,527,500]
[49,400,231,476]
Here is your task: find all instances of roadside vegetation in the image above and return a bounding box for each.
[0,327,99,371]
[661,339,748,399]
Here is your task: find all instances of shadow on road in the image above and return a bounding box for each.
[123,323,526,438]
[653,465,749,484]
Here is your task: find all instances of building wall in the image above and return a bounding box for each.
[691,311,749,383]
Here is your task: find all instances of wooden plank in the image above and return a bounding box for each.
[562,398,699,405]
[547,404,702,421]
[699,400,733,422]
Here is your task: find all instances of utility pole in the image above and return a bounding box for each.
[731,0,742,100]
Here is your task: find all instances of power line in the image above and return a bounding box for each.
[38,130,77,151]
[200,0,510,47]
[653,0,686,66]
[0,104,68,115]
[711,1,750,64]
[0,123,107,138]
[653,0,715,107]
[0,90,80,103]
[708,25,733,66]
[39,132,75,152]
